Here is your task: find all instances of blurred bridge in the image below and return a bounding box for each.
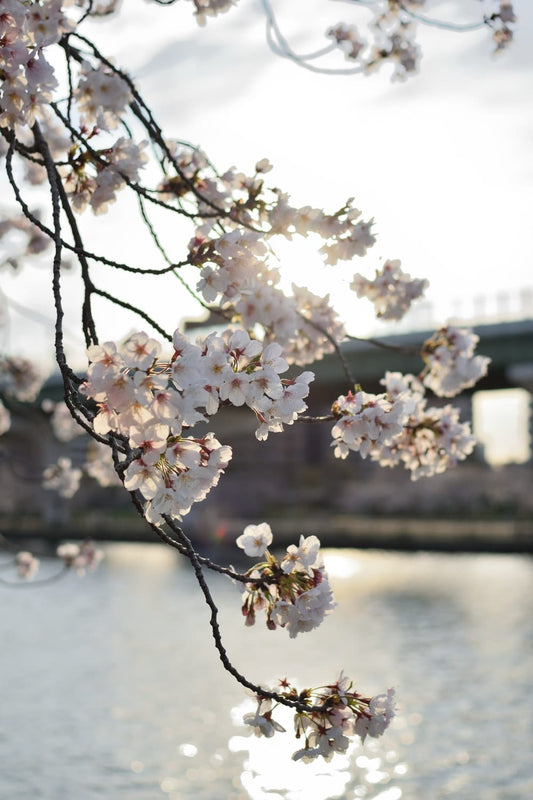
[1,317,532,554]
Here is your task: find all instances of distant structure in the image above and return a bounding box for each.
[0,316,532,546]
[374,286,533,337]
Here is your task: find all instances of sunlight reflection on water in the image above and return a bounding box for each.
[1,544,532,799]
[228,693,412,800]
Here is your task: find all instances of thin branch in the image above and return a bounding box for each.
[345,331,421,356]
[0,139,185,275]
[136,194,216,313]
[261,0,365,75]
[136,193,175,265]
[62,35,235,221]
[50,101,207,222]
[397,2,489,33]
[91,286,173,341]
[162,513,331,714]
[299,312,355,386]
[0,565,69,588]
[29,125,68,372]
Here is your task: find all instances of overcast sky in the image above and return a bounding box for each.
[2,0,532,373]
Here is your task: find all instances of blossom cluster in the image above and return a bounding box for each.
[180,0,238,27]
[42,456,83,498]
[0,355,44,402]
[15,550,40,580]
[330,323,488,478]
[325,1,516,80]
[84,439,122,488]
[375,372,476,480]
[422,325,490,397]
[9,540,103,582]
[0,0,148,214]
[327,23,365,62]
[75,61,131,132]
[332,368,478,480]
[237,523,336,638]
[184,0,515,82]
[0,0,72,129]
[351,259,428,322]
[243,674,396,762]
[161,146,377,352]
[331,388,411,461]
[0,208,51,268]
[56,540,104,574]
[63,135,148,215]
[160,148,380,370]
[193,229,348,365]
[42,398,82,442]
[42,401,121,489]
[80,328,313,522]
[189,191,374,363]
[181,157,376,263]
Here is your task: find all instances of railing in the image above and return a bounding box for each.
[373,287,533,336]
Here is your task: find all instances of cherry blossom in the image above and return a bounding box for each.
[351,259,428,322]
[57,540,104,574]
[44,400,84,442]
[15,550,40,580]
[238,525,336,637]
[242,673,396,761]
[0,356,44,402]
[236,522,273,557]
[243,696,286,738]
[75,62,132,132]
[281,534,321,575]
[84,440,122,488]
[422,325,491,397]
[42,457,82,498]
[79,325,315,520]
[331,389,410,460]
[330,368,480,480]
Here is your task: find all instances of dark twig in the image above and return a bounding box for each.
[91,286,173,342]
[0,565,69,588]
[345,332,422,356]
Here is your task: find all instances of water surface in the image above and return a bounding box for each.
[1,545,532,799]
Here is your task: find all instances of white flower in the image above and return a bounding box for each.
[292,745,322,763]
[281,534,321,574]
[236,522,273,557]
[422,325,490,397]
[273,579,336,638]
[75,62,131,131]
[16,551,39,580]
[355,688,396,742]
[255,158,272,173]
[351,259,428,321]
[121,331,161,371]
[243,708,285,738]
[85,441,121,488]
[47,401,83,442]
[0,356,44,401]
[42,457,82,498]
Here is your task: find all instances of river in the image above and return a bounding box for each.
[1,544,532,800]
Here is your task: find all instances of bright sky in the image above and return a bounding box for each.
[1,0,532,378]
